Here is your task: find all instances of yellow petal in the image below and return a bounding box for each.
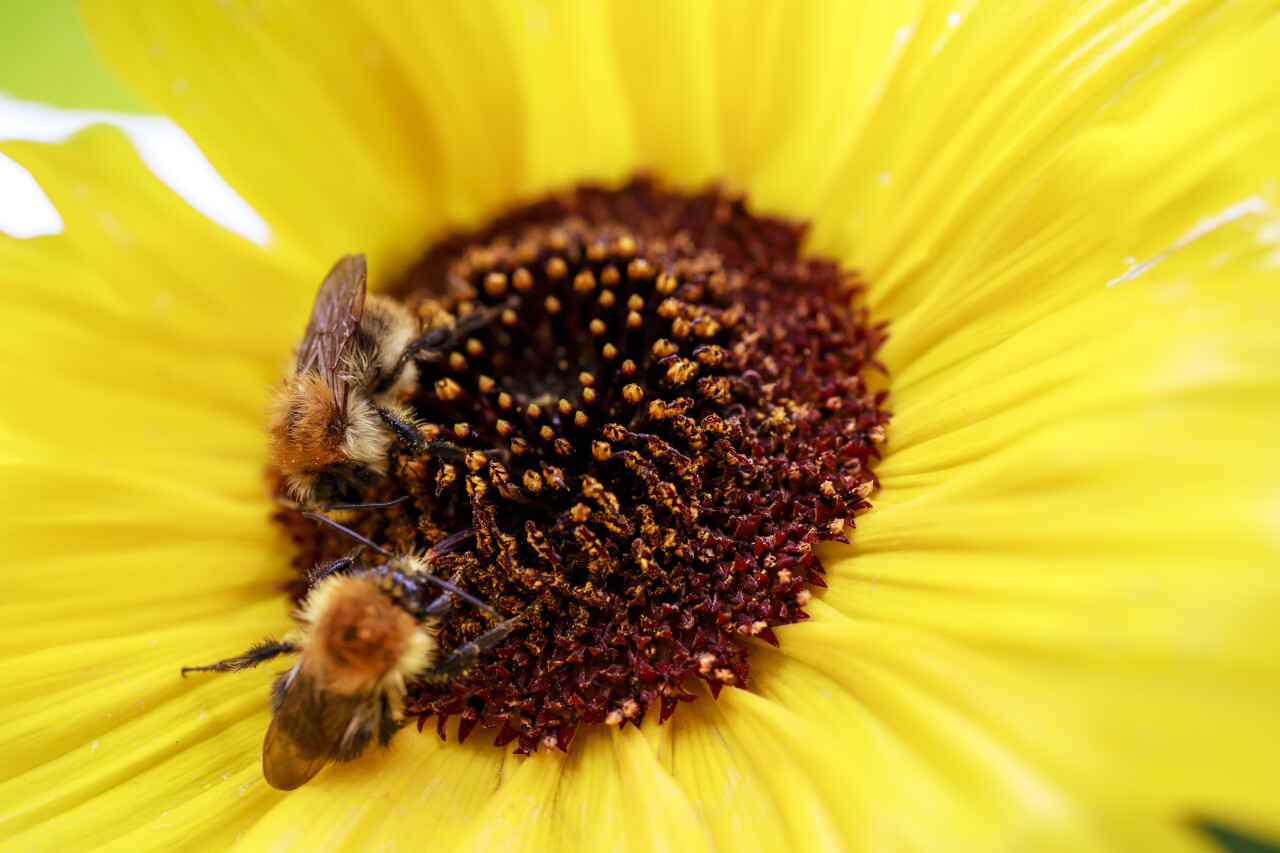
[0,602,286,848]
[608,720,710,853]
[825,0,1280,340]
[529,719,711,853]
[79,0,439,270]
[759,608,1200,851]
[0,129,312,655]
[442,748,565,852]
[609,1,723,184]
[238,719,507,852]
[714,0,926,212]
[480,0,638,196]
[79,0,643,268]
[818,199,1280,844]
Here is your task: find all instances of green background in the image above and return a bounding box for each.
[0,0,143,110]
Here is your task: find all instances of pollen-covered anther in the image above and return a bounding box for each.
[665,359,697,385]
[573,270,596,293]
[697,376,730,402]
[435,464,456,490]
[435,378,461,400]
[289,180,890,754]
[627,258,654,279]
[484,272,508,296]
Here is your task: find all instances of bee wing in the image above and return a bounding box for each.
[295,254,368,416]
[261,665,338,790]
[262,712,337,791]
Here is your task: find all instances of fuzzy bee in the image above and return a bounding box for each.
[183,521,524,790]
[269,254,507,508]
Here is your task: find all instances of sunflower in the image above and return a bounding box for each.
[3,0,1280,850]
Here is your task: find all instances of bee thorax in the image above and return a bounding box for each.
[360,294,420,397]
[298,575,432,695]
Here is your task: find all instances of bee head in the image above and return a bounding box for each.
[311,466,380,506]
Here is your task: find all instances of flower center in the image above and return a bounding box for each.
[280,179,890,754]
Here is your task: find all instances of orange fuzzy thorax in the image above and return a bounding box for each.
[267,372,348,475]
[299,575,426,696]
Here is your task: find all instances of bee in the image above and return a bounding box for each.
[183,519,525,790]
[270,254,509,508]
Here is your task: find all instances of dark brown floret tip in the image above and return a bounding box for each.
[279,179,890,754]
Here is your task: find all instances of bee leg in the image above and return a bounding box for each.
[425,528,476,561]
[444,296,517,342]
[421,592,456,621]
[374,406,470,463]
[181,638,297,676]
[374,406,427,452]
[422,439,472,462]
[307,547,367,585]
[375,297,518,393]
[432,612,528,677]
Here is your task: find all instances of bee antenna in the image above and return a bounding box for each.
[300,512,392,556]
[415,574,501,620]
[317,496,409,512]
